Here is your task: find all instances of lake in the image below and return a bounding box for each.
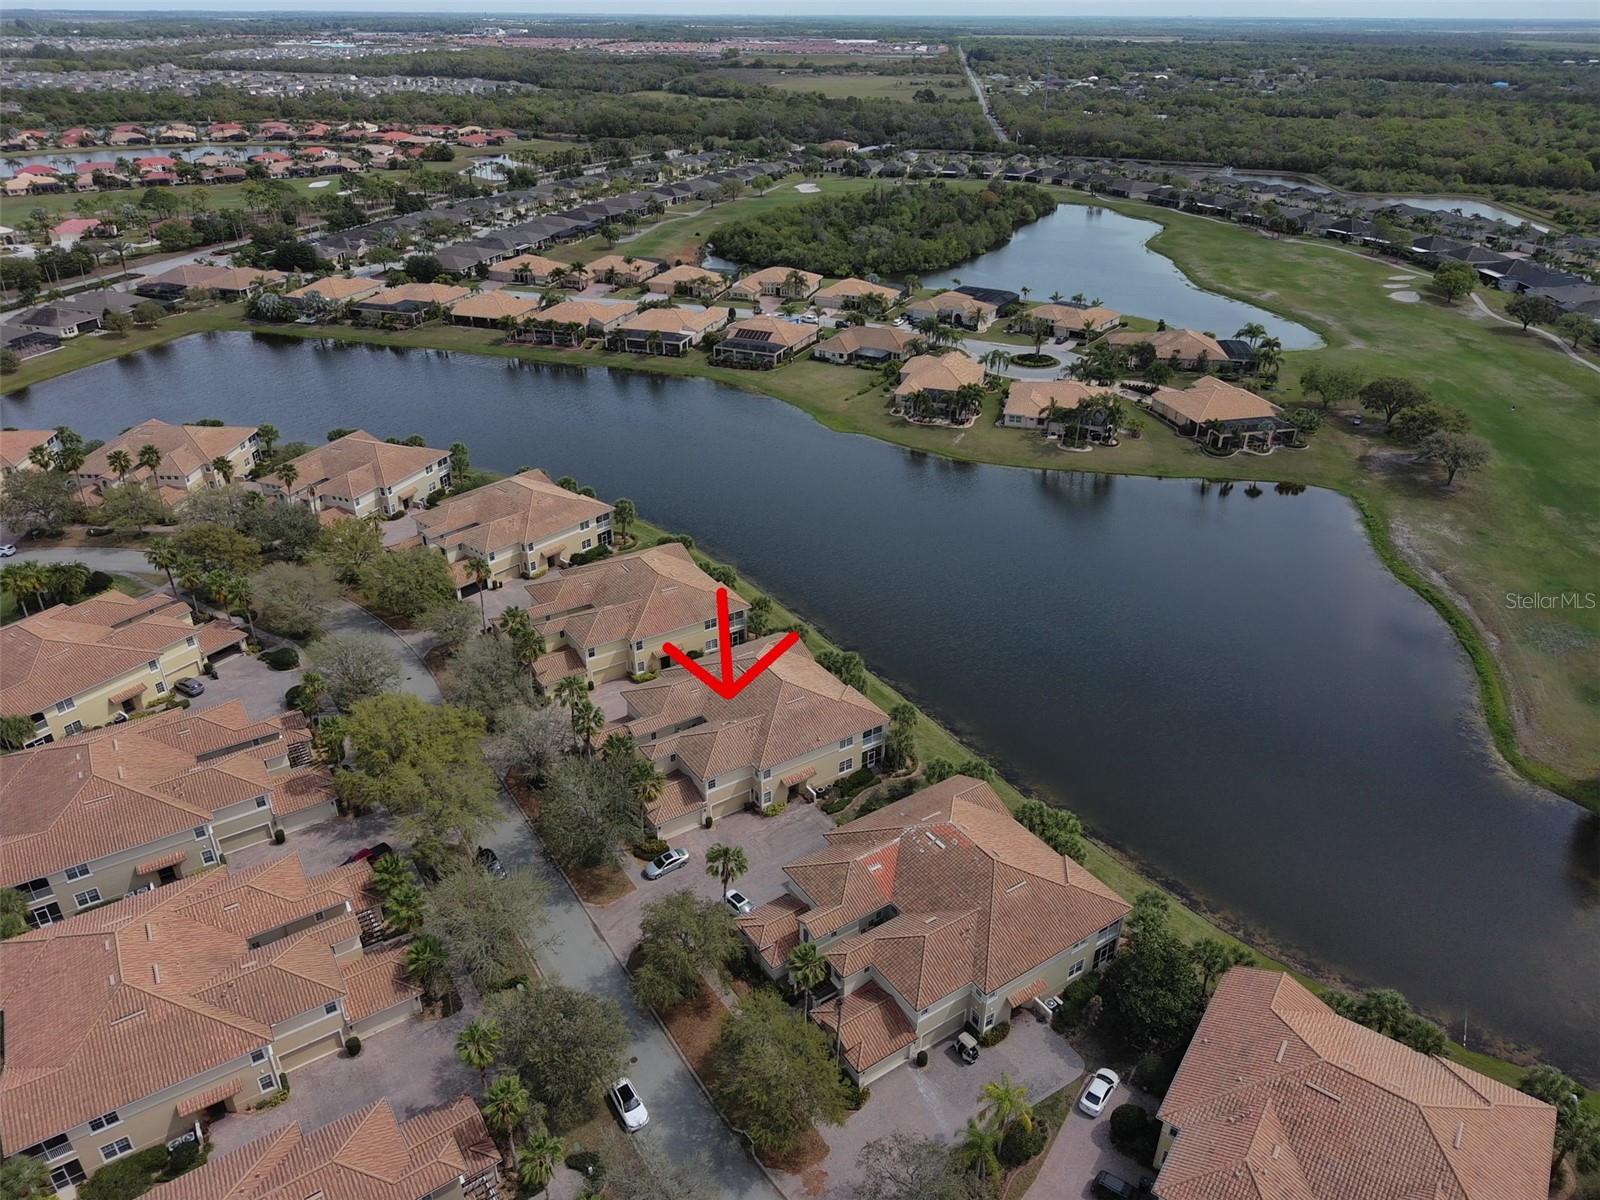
[4,333,1595,1079]
[924,204,1321,350]
[1227,173,1550,231]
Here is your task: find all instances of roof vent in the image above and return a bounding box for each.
[109,1008,146,1026]
[145,922,155,941]
[151,964,161,984]
[1275,1038,1288,1064]
[867,862,883,873]
[1005,880,1026,894]
[1453,1121,1465,1150]
[1305,1080,1342,1103]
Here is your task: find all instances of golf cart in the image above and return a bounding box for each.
[956,1031,980,1064]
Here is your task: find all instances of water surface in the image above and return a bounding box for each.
[925,204,1320,349]
[5,333,1594,1078]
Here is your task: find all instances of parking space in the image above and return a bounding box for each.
[207,999,479,1157]
[791,1016,1085,1199]
[228,810,394,877]
[587,805,834,958]
[187,644,303,722]
[1028,1080,1157,1200]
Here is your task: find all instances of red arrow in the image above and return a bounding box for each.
[662,587,800,701]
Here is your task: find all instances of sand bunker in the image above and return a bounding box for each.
[307,180,333,189]
[1389,290,1420,303]
[794,182,820,193]
[1387,273,1415,281]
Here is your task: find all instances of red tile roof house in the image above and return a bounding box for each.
[0,855,418,1194]
[48,217,112,249]
[606,635,890,838]
[737,775,1131,1084]
[1150,968,1557,1200]
[142,1095,501,1200]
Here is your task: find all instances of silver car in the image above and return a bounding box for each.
[643,847,689,880]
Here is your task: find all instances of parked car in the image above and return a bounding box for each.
[0,544,15,557]
[643,847,689,879]
[609,1077,649,1131]
[475,846,508,880]
[724,889,753,915]
[1091,1171,1148,1199]
[173,677,205,697]
[1079,1067,1121,1117]
[343,841,393,865]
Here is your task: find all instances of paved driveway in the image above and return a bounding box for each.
[784,1016,1085,1200]
[589,806,834,957]
[229,808,393,876]
[1030,1080,1156,1200]
[959,336,1080,379]
[189,646,302,721]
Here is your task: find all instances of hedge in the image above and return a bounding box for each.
[261,646,300,671]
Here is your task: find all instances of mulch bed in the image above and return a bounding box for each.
[507,779,635,904]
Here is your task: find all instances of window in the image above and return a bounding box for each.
[1093,940,1118,969]
[201,849,217,866]
[586,647,596,659]
[983,1011,996,1029]
[64,863,91,881]
[63,720,84,736]
[154,682,166,695]
[49,1161,87,1190]
[838,759,853,774]
[54,697,75,714]
[1096,921,1121,942]
[704,639,717,653]
[185,634,197,648]
[634,640,645,651]
[87,1111,120,1133]
[762,768,772,781]
[74,889,102,908]
[839,735,854,749]
[99,1137,133,1163]
[707,778,718,789]
[1068,960,1085,978]
[258,1073,277,1092]
[762,790,772,804]
[580,538,593,550]
[323,1000,340,1016]
[864,724,884,740]
[250,1048,267,1064]
[38,1134,73,1163]
[580,519,591,530]
[254,796,269,808]
[194,825,208,839]
[147,659,159,671]
[28,903,63,928]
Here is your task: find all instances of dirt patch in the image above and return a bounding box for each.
[567,861,635,905]
[761,1127,830,1179]
[657,978,728,1080]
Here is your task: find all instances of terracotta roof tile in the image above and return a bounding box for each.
[264,430,447,502]
[525,543,742,651]
[414,468,610,559]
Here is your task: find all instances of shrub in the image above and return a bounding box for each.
[565,1151,605,1182]
[915,1049,929,1068]
[164,1139,201,1176]
[835,766,876,800]
[86,570,114,595]
[272,828,286,845]
[629,670,659,683]
[654,533,695,550]
[631,837,670,859]
[1058,972,1102,1023]
[79,1155,157,1200]
[286,684,304,708]
[1109,1103,1162,1166]
[845,1082,871,1109]
[978,1021,1010,1047]
[1131,1051,1182,1098]
[261,646,300,671]
[345,1035,362,1056]
[1000,1117,1049,1167]
[821,792,855,816]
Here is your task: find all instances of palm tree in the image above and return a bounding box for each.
[1254,336,1283,380]
[612,497,636,545]
[627,756,664,834]
[2,561,48,616]
[482,1074,532,1158]
[256,423,279,457]
[981,348,1012,377]
[553,674,587,709]
[106,448,133,479]
[136,443,162,474]
[404,933,448,998]
[517,1130,565,1196]
[1235,322,1267,350]
[171,555,204,617]
[276,462,299,493]
[465,556,492,629]
[787,941,828,1017]
[206,570,256,640]
[26,444,55,471]
[210,456,234,484]
[569,696,604,754]
[1049,290,1064,304]
[979,1073,1033,1135]
[956,1117,1003,1182]
[44,562,89,606]
[454,1018,501,1089]
[705,842,749,899]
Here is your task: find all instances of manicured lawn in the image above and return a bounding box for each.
[0,305,247,392]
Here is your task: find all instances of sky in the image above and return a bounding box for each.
[19,2,1600,21]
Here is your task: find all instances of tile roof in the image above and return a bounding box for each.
[80,417,257,482]
[414,468,611,558]
[1029,303,1120,330]
[730,265,823,296]
[0,591,239,717]
[648,264,725,291]
[816,325,917,357]
[286,275,383,302]
[0,855,379,1149]
[1151,377,1281,425]
[524,542,743,650]
[812,981,917,1072]
[489,253,571,278]
[450,290,541,321]
[535,297,638,326]
[1106,327,1228,363]
[146,1095,499,1200]
[613,635,887,786]
[1155,969,1557,1200]
[1004,380,1103,421]
[907,291,998,320]
[618,306,727,336]
[357,282,469,308]
[264,430,447,501]
[815,277,901,304]
[894,352,986,397]
[721,314,817,348]
[586,254,661,281]
[777,777,1129,1008]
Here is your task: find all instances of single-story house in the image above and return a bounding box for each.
[814,277,902,311]
[812,324,917,366]
[646,265,727,300]
[285,275,384,310]
[1147,377,1294,451]
[13,305,100,339]
[905,290,998,332]
[350,283,469,327]
[485,254,581,287]
[515,298,638,346]
[893,352,986,402]
[1002,379,1104,430]
[1026,303,1120,338]
[584,254,663,286]
[448,290,541,328]
[728,265,823,302]
[710,315,819,367]
[1104,327,1228,371]
[608,306,731,355]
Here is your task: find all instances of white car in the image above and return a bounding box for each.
[643,847,689,879]
[1079,1067,1121,1117]
[725,889,753,915]
[0,544,15,557]
[610,1077,649,1131]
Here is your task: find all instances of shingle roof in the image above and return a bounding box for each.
[0,590,242,717]
[264,430,447,502]
[145,1095,499,1200]
[524,543,744,650]
[1155,969,1556,1200]
[0,701,325,882]
[0,855,383,1149]
[615,635,887,788]
[765,777,1129,1009]
[414,468,611,558]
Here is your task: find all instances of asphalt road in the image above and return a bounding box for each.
[12,542,781,1200]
